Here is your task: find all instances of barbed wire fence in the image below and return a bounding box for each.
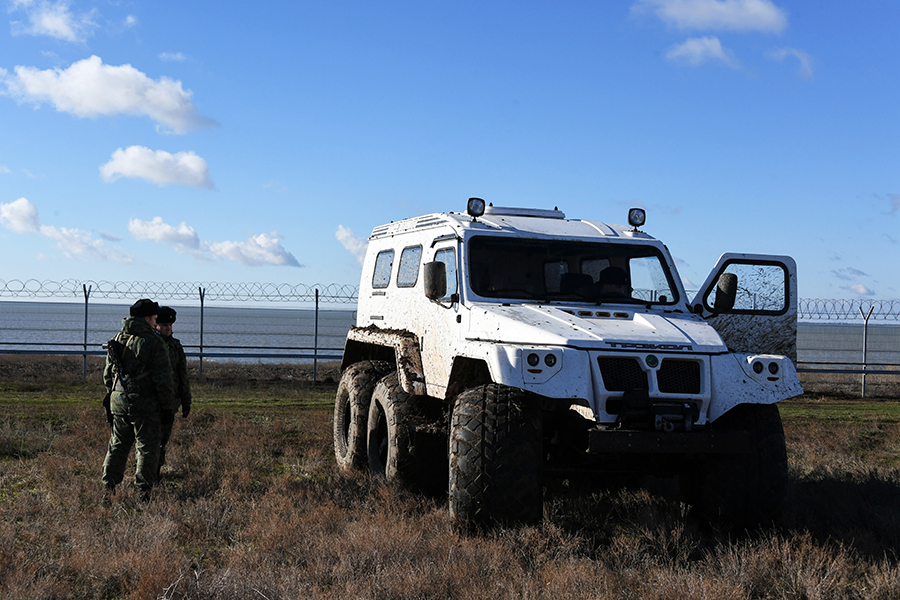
[0,279,359,304]
[0,279,360,381]
[4,279,900,318]
[3,280,900,391]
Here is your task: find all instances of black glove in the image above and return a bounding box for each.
[182,405,191,418]
[161,410,176,425]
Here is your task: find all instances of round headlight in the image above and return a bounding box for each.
[752,361,764,374]
[544,354,557,367]
[768,362,779,375]
[527,353,540,367]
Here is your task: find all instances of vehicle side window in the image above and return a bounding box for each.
[372,250,394,289]
[397,245,423,288]
[435,247,458,299]
[705,261,787,313]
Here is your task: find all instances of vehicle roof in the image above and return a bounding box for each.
[369,206,658,243]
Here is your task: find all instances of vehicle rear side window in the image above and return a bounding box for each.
[397,246,423,288]
[372,250,394,289]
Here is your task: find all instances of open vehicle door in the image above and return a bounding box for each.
[692,253,798,363]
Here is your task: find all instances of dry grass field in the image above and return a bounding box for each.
[1,356,899,599]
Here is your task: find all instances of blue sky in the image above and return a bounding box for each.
[1,0,898,300]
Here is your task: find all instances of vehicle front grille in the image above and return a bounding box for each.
[657,359,701,394]
[597,357,648,392]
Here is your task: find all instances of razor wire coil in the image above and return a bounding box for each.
[0,279,359,303]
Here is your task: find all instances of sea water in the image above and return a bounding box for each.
[0,300,356,361]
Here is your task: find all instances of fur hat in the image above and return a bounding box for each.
[130,298,160,318]
[157,306,177,324]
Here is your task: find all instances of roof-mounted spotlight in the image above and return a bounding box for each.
[467,197,486,220]
[628,207,646,230]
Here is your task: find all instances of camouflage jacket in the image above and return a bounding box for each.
[163,335,192,412]
[104,317,176,416]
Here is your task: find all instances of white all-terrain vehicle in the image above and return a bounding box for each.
[334,198,802,528]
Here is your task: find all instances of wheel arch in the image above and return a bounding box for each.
[446,356,493,401]
[342,326,426,395]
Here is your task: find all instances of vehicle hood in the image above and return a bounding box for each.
[466,303,726,353]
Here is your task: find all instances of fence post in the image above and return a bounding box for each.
[314,288,319,384]
[199,287,205,379]
[82,284,91,380]
[859,305,874,398]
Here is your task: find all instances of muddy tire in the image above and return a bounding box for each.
[449,384,542,528]
[367,373,422,489]
[333,360,393,472]
[695,403,788,529]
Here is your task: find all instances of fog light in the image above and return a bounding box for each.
[544,354,557,367]
[527,353,540,367]
[768,362,779,375]
[752,361,764,374]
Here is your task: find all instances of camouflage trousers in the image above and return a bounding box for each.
[158,420,174,477]
[102,414,161,492]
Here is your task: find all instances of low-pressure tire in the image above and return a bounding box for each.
[333,360,392,472]
[695,403,788,529]
[366,373,420,489]
[449,384,543,528]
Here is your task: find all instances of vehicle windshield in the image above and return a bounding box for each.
[467,236,679,305]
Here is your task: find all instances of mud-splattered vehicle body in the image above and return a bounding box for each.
[334,198,802,527]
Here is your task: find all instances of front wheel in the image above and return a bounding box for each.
[693,403,788,529]
[449,384,543,528]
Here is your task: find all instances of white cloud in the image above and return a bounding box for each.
[0,197,131,262]
[0,165,11,174]
[768,47,813,79]
[1,55,217,134]
[128,217,200,250]
[100,146,213,188]
[335,225,367,266]
[130,216,302,267]
[633,0,787,33]
[0,197,41,233]
[204,232,302,267]
[9,0,97,42]
[159,52,186,62]
[39,224,128,261]
[124,15,138,28]
[666,36,740,68]
[842,284,874,297]
[832,267,869,281]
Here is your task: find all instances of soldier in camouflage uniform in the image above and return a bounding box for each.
[155,306,192,481]
[102,299,175,501]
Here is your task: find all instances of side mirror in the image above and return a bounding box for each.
[713,272,737,312]
[424,261,447,301]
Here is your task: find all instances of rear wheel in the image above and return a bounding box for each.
[449,384,543,528]
[367,373,422,489]
[333,360,392,472]
[694,403,788,529]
